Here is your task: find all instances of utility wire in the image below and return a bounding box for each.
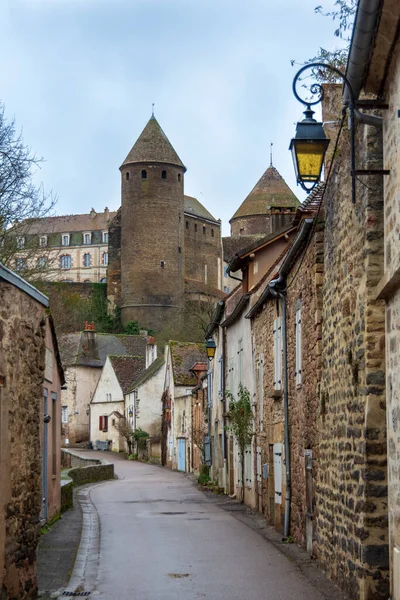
[285,110,347,291]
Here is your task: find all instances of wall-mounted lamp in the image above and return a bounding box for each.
[205,337,216,362]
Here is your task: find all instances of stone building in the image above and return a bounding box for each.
[108,115,222,332]
[11,208,115,283]
[348,1,400,598]
[0,263,64,598]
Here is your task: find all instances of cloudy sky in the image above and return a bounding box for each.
[1,0,345,235]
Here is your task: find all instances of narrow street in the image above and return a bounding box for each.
[68,455,333,600]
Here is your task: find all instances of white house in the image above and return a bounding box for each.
[90,355,146,452]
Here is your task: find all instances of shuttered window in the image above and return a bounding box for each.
[273,317,282,390]
[245,446,252,485]
[295,306,302,386]
[258,352,264,430]
[218,356,223,399]
[237,338,243,384]
[99,415,108,432]
[228,357,234,394]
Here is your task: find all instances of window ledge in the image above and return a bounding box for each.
[267,389,282,399]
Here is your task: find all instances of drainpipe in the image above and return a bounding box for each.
[269,276,291,539]
[222,325,228,492]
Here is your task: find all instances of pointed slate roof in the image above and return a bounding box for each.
[230,165,299,221]
[121,116,186,171]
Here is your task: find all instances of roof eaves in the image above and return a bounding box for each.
[221,293,251,328]
[205,300,225,338]
[0,262,49,307]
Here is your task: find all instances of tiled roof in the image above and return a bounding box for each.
[109,355,146,395]
[58,332,152,368]
[184,196,219,223]
[19,210,116,235]
[222,235,265,262]
[169,340,207,386]
[127,355,165,394]
[292,183,325,226]
[121,116,185,170]
[230,166,299,221]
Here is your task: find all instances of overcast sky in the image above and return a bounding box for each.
[1,0,345,235]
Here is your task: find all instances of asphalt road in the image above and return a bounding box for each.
[69,455,331,600]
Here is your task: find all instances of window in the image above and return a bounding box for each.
[224,266,228,278]
[160,260,165,268]
[103,252,108,266]
[203,226,206,234]
[40,236,47,248]
[15,258,26,271]
[273,317,282,390]
[253,260,259,275]
[224,285,230,294]
[295,304,302,386]
[100,277,107,283]
[99,415,108,432]
[239,228,244,235]
[60,255,71,269]
[61,234,70,246]
[106,393,112,402]
[211,229,214,237]
[207,370,213,408]
[83,253,91,267]
[37,256,48,269]
[83,232,91,245]
[186,221,189,230]
[102,231,108,243]
[141,169,147,179]
[126,172,130,181]
[162,170,167,179]
[228,357,234,394]
[194,224,197,232]
[17,236,25,249]
[178,174,181,182]
[62,405,68,424]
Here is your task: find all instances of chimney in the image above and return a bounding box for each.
[90,208,96,219]
[82,322,98,360]
[104,207,109,220]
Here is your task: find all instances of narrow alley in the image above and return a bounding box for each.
[62,454,343,600]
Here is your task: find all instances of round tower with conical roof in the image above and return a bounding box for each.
[119,115,186,330]
[230,165,299,237]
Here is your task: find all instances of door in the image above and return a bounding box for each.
[41,389,49,523]
[177,438,186,472]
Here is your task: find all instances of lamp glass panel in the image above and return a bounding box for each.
[293,141,325,182]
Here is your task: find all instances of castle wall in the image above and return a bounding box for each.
[230,212,294,238]
[120,162,185,331]
[184,213,221,291]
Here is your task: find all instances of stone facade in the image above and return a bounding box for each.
[0,274,47,599]
[317,116,388,598]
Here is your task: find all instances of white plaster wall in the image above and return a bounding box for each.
[90,401,125,452]
[172,387,192,471]
[209,326,225,487]
[124,362,165,437]
[92,358,123,405]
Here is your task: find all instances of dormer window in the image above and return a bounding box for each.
[39,236,47,248]
[102,231,108,244]
[17,236,25,249]
[61,234,70,246]
[83,232,91,245]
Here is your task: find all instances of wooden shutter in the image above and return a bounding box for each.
[99,415,103,431]
[273,318,282,390]
[103,416,108,432]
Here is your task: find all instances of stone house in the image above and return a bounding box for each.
[345,1,400,597]
[41,314,66,523]
[59,327,156,445]
[11,208,115,283]
[0,263,64,599]
[124,355,166,461]
[246,187,324,545]
[90,355,146,452]
[161,341,206,470]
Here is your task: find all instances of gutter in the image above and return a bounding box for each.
[344,0,382,103]
[205,300,225,338]
[221,293,251,329]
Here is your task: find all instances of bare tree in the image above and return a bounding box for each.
[113,417,134,455]
[0,102,57,277]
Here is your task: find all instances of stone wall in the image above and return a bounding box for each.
[107,208,121,312]
[230,212,294,238]
[184,214,221,291]
[0,281,46,599]
[317,117,388,598]
[68,463,114,486]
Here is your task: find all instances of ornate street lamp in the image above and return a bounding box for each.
[205,337,216,362]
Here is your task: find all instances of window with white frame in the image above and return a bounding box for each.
[39,236,47,248]
[102,231,108,243]
[61,405,68,424]
[258,352,264,430]
[295,303,302,386]
[83,232,91,245]
[15,257,26,271]
[37,256,48,269]
[17,236,25,249]
[83,253,91,267]
[61,234,70,246]
[60,255,71,269]
[237,338,243,384]
[103,252,108,266]
[273,317,282,390]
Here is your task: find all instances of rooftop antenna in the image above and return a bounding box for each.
[152,103,155,117]
[270,142,273,167]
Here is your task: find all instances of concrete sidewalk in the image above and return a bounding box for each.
[37,490,83,599]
